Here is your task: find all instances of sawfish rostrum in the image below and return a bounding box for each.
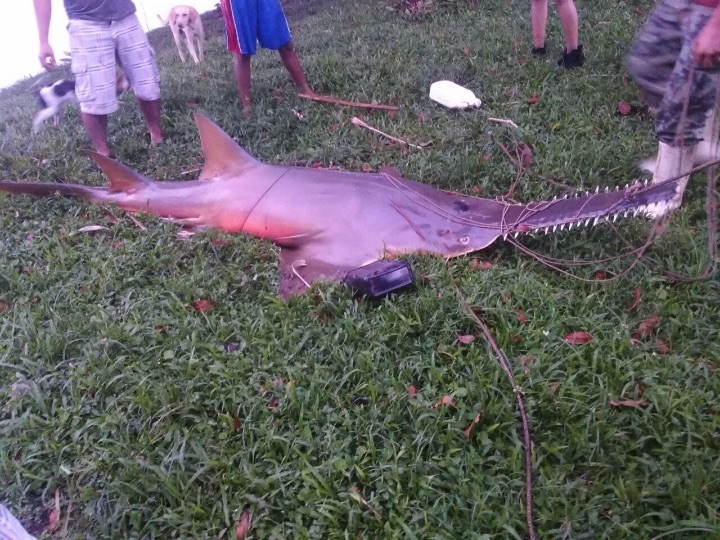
[0,113,679,296]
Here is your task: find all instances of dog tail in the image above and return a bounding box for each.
[156,13,169,25]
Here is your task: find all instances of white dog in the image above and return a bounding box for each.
[32,72,130,134]
[158,6,205,64]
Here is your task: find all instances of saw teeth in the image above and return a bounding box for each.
[568,222,574,230]
[604,186,609,193]
[553,225,557,232]
[593,216,600,226]
[613,212,619,222]
[595,186,599,194]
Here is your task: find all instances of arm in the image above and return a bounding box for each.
[33,0,56,69]
[693,7,720,68]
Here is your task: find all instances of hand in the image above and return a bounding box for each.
[39,43,56,69]
[692,17,720,69]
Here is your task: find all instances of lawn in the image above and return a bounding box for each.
[1,0,719,538]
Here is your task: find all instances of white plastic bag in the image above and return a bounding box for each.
[429,80,482,109]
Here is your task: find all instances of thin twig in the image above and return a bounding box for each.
[351,117,429,150]
[300,93,399,111]
[488,117,520,129]
[448,269,538,540]
[291,259,311,289]
[124,212,147,231]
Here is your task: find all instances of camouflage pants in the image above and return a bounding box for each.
[626,0,720,146]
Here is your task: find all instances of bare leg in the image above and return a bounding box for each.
[136,98,163,146]
[531,0,548,49]
[555,0,579,51]
[232,53,253,110]
[81,112,111,156]
[278,41,316,97]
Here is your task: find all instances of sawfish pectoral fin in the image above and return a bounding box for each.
[278,249,356,298]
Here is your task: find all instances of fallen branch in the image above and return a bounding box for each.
[449,271,538,540]
[488,117,520,129]
[351,117,430,150]
[299,93,399,112]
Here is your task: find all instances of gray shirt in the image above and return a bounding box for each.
[63,0,136,21]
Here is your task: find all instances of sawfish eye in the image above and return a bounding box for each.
[459,235,470,244]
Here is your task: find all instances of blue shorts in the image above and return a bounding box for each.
[221,0,292,55]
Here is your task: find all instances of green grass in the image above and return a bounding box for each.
[1,0,719,538]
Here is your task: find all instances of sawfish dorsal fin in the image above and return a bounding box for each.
[89,152,151,193]
[193,113,260,180]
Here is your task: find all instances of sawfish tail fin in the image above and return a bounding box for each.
[0,180,102,200]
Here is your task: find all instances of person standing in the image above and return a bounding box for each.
[219,0,316,111]
[626,0,720,213]
[33,0,163,157]
[531,0,585,69]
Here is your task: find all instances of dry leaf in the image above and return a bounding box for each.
[617,101,632,116]
[516,308,529,324]
[417,112,425,124]
[457,334,475,345]
[517,142,533,165]
[633,315,661,339]
[517,354,536,373]
[464,410,485,440]
[527,95,539,105]
[564,331,593,345]
[48,488,61,531]
[462,47,470,56]
[0,301,8,313]
[627,288,641,311]
[610,398,648,408]
[76,225,109,233]
[193,299,214,312]
[655,337,671,355]
[434,395,456,408]
[595,271,607,280]
[469,258,492,270]
[48,509,59,532]
[408,385,418,397]
[236,511,252,538]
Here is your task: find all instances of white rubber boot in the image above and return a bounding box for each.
[640,109,718,172]
[694,109,719,166]
[646,141,695,217]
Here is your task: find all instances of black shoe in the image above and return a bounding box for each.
[532,45,546,56]
[557,45,584,69]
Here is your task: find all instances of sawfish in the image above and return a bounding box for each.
[0,113,679,296]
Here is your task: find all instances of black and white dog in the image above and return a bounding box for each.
[32,73,130,134]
